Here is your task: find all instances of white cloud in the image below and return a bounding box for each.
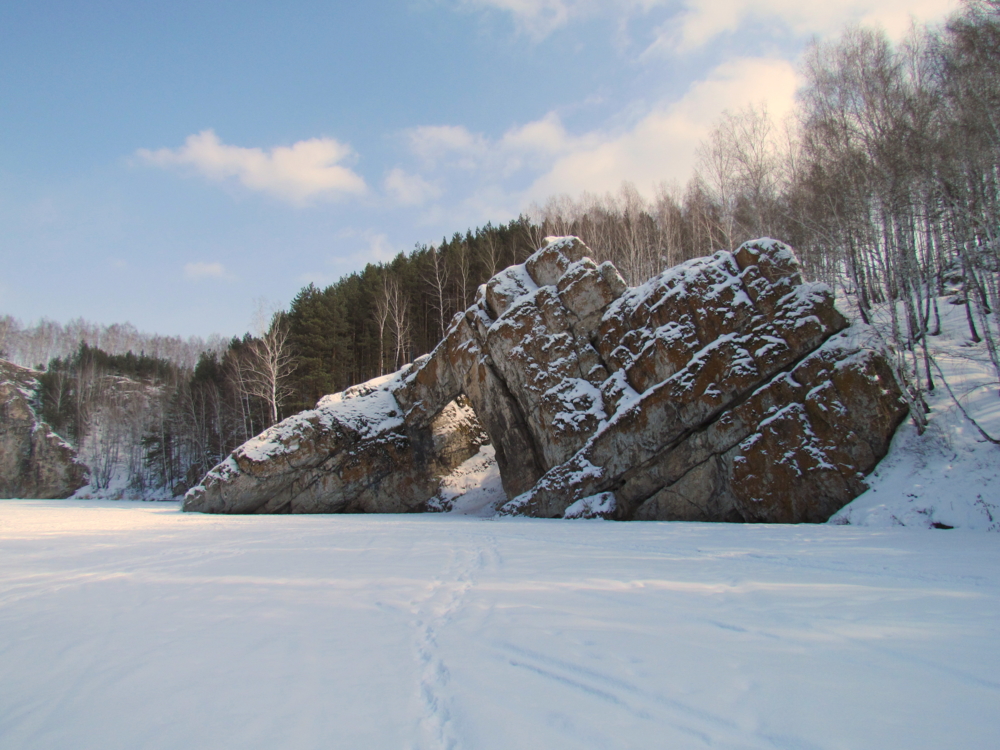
[653,0,960,53]
[184,261,228,281]
[137,130,367,205]
[468,0,959,50]
[384,168,441,206]
[403,57,798,208]
[527,56,798,199]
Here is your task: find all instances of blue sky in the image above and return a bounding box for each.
[0,0,956,338]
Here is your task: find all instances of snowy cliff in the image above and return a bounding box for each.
[0,360,87,498]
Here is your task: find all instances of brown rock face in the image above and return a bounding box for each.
[184,237,907,521]
[0,361,88,499]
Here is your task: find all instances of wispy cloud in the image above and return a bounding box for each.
[462,0,589,38]
[359,232,400,263]
[299,231,402,285]
[650,0,959,54]
[137,130,367,205]
[184,261,228,281]
[384,168,441,206]
[406,113,589,176]
[401,56,797,207]
[408,125,489,167]
[468,0,958,49]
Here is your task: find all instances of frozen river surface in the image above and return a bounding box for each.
[1,500,998,750]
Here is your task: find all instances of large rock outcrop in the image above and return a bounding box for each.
[184,238,908,521]
[0,361,88,499]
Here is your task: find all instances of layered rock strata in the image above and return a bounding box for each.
[184,237,907,521]
[0,360,88,499]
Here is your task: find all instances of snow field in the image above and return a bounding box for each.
[2,500,999,750]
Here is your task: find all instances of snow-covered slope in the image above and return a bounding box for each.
[1,500,998,750]
[832,297,1000,530]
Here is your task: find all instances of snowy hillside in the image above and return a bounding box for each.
[1,500,998,750]
[830,297,1000,530]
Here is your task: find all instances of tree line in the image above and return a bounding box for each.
[34,334,288,494]
[0,316,226,372]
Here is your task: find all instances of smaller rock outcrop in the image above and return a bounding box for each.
[182,373,487,514]
[0,360,88,499]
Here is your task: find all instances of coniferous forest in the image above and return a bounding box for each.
[2,0,998,495]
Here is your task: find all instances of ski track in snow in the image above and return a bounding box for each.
[495,641,760,748]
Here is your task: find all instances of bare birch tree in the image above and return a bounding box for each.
[386,275,411,369]
[374,276,392,376]
[425,245,450,341]
[246,301,295,427]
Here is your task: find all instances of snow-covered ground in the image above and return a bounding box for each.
[428,445,505,517]
[2,500,999,750]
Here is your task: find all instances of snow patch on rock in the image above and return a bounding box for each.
[238,373,405,465]
[564,492,616,519]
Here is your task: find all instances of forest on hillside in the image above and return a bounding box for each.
[2,0,998,496]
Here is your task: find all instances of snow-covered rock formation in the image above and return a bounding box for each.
[0,360,88,498]
[184,237,908,521]
[182,377,488,514]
